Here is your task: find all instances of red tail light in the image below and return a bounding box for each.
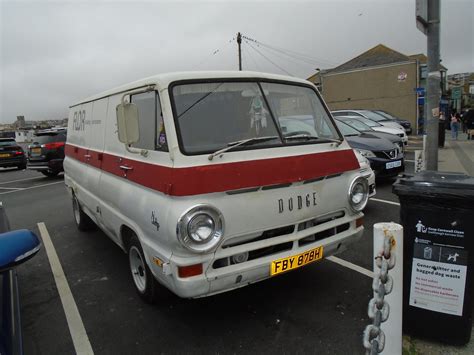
[14,151,24,155]
[42,142,65,150]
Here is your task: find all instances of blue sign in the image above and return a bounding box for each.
[415,87,425,94]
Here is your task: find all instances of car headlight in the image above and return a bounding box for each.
[177,205,224,253]
[348,177,369,212]
[355,149,376,158]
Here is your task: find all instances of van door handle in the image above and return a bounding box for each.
[119,165,133,178]
[84,154,91,160]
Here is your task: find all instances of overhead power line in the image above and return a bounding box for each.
[246,41,293,76]
[242,35,338,68]
[252,42,318,71]
[243,42,262,72]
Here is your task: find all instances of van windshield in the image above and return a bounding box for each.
[171,81,341,155]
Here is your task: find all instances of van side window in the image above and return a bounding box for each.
[131,92,168,152]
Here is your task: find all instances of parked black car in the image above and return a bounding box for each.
[0,138,27,170]
[372,110,412,135]
[27,129,67,177]
[335,120,404,178]
[335,116,404,151]
[0,205,41,355]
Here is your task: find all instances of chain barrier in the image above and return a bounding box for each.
[363,232,396,354]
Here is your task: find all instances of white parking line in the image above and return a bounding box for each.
[0,181,63,195]
[0,176,45,185]
[327,256,374,278]
[370,198,400,206]
[38,222,94,355]
[0,187,23,190]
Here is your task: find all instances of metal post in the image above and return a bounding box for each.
[237,32,242,71]
[373,223,403,354]
[425,0,441,170]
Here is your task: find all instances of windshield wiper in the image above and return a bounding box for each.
[284,134,342,145]
[208,136,279,161]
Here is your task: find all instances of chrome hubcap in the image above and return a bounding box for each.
[129,246,147,293]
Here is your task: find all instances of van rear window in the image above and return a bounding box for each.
[32,133,66,145]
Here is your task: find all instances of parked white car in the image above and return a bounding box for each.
[64,71,369,302]
[332,109,405,131]
[334,115,408,146]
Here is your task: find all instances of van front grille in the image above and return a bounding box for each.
[222,225,295,248]
[213,210,347,270]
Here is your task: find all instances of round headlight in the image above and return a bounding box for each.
[188,214,215,243]
[177,205,224,253]
[348,177,369,212]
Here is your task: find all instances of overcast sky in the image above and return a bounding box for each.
[1,0,473,123]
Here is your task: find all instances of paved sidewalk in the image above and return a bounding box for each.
[407,132,474,176]
[440,133,474,176]
[403,132,474,354]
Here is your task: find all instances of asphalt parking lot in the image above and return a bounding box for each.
[0,148,466,354]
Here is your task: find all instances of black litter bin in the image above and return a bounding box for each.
[393,171,474,345]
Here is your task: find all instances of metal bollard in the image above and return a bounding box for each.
[363,223,403,354]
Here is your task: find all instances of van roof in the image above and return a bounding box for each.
[71,71,312,107]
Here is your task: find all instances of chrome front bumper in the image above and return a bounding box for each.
[147,211,364,298]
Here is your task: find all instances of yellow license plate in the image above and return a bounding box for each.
[32,148,41,154]
[0,153,10,158]
[271,245,324,276]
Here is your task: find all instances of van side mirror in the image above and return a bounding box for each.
[116,103,140,145]
[0,229,41,272]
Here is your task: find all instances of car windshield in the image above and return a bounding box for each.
[335,120,361,136]
[0,140,16,146]
[338,118,373,131]
[171,81,340,154]
[353,116,382,128]
[360,110,389,122]
[375,111,397,120]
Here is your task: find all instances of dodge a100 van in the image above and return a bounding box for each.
[64,71,369,303]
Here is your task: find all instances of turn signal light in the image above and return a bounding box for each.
[178,263,203,278]
[356,217,364,228]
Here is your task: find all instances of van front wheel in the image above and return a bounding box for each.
[72,195,96,231]
[128,236,158,304]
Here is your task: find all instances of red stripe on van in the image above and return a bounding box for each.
[65,144,359,196]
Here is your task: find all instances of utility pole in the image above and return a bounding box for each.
[424,0,441,170]
[416,0,441,170]
[237,32,242,71]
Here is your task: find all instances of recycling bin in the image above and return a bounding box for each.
[393,171,474,345]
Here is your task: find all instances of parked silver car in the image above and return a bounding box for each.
[331,110,405,131]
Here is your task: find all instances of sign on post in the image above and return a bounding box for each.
[416,0,428,35]
[451,87,462,100]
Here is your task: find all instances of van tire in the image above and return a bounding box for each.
[128,235,159,304]
[41,170,59,177]
[72,195,96,231]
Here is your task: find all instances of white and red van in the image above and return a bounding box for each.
[64,71,369,302]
